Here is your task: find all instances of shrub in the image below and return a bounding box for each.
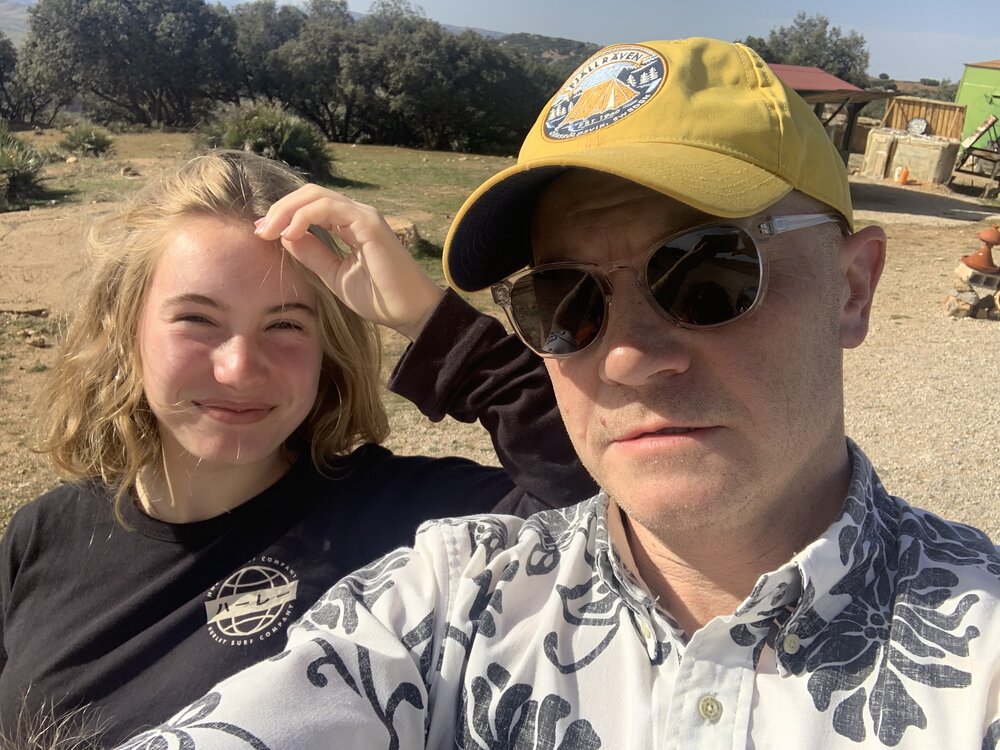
[59,123,114,156]
[200,103,333,181]
[0,122,45,208]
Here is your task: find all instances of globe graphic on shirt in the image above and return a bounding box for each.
[210,564,294,637]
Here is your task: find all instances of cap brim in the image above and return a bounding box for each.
[444,143,794,292]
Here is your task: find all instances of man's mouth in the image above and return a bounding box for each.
[648,426,697,436]
[616,424,704,443]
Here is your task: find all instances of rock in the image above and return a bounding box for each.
[27,335,48,348]
[65,155,78,164]
[384,216,421,254]
[956,290,979,306]
[943,296,973,318]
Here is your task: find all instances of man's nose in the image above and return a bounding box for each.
[596,276,692,386]
[214,335,268,386]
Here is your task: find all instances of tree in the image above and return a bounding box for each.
[1,28,74,124]
[425,31,549,153]
[741,13,870,88]
[342,2,545,152]
[919,78,959,103]
[20,0,239,126]
[0,32,18,120]
[270,0,358,141]
[231,0,306,102]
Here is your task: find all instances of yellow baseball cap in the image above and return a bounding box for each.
[444,37,853,291]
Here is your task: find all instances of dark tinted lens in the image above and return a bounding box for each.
[509,268,605,354]
[646,226,761,326]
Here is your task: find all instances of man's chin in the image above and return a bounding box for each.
[612,481,748,537]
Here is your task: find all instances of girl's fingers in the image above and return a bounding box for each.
[257,186,383,246]
[263,197,394,261]
[279,231,344,284]
[257,185,352,239]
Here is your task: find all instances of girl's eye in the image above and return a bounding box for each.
[175,313,214,325]
[269,320,305,331]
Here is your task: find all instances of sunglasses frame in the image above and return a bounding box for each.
[492,213,846,358]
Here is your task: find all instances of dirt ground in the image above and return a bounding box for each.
[1,160,999,534]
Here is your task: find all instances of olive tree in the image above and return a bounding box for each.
[742,13,870,88]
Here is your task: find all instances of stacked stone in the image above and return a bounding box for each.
[944,263,1000,320]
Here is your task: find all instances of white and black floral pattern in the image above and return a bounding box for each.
[117,693,270,750]
[116,442,1000,749]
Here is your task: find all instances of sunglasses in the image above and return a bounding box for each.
[491,213,844,358]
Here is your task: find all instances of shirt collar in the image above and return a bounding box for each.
[591,439,891,666]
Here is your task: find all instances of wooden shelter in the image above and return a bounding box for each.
[769,64,892,163]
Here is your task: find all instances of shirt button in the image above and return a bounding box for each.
[698,695,723,722]
[783,633,801,655]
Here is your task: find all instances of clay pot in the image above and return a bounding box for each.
[962,242,1000,274]
[977,226,1000,246]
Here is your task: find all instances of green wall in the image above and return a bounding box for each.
[957,65,1000,143]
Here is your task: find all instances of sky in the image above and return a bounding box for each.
[346,0,997,83]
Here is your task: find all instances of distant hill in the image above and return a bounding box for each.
[499,32,598,60]
[499,32,599,76]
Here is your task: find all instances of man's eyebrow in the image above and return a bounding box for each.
[163,294,316,316]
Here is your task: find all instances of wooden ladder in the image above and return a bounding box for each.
[951,115,1000,197]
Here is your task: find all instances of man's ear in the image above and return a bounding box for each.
[839,225,887,349]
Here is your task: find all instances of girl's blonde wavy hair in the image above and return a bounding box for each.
[37,150,389,521]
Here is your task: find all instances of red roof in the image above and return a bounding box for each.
[966,60,1000,70]
[768,63,863,93]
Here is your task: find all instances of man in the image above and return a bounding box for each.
[120,37,1000,749]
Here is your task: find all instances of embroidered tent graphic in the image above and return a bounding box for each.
[561,78,640,126]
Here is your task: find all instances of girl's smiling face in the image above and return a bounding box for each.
[137,214,323,477]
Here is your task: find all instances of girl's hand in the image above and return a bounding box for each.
[255,184,444,340]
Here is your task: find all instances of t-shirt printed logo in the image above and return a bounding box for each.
[543,44,665,141]
[204,556,299,646]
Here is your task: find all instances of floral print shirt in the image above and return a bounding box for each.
[120,442,1000,749]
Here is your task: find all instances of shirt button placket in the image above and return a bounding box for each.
[664,623,753,749]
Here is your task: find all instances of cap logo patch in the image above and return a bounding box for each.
[543,44,666,141]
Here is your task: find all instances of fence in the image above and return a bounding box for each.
[880,97,966,139]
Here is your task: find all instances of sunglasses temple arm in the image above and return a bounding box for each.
[758,213,841,237]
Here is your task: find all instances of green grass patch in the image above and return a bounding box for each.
[327,143,515,248]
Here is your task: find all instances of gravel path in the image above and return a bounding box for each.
[845,180,1000,537]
